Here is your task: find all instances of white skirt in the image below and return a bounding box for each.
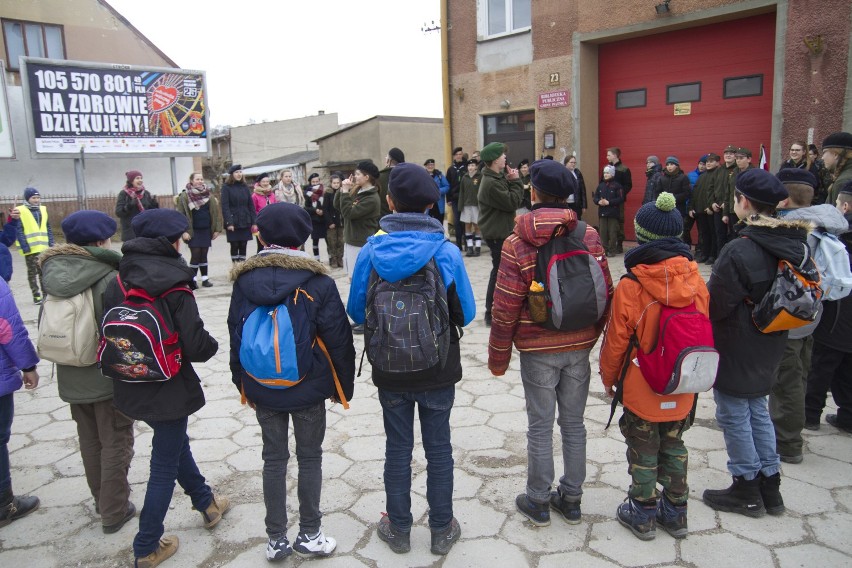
[460,205,480,224]
[344,243,362,280]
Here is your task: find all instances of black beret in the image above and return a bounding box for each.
[228,164,242,174]
[423,158,436,166]
[61,210,117,245]
[466,158,479,166]
[256,203,312,248]
[736,168,788,205]
[308,173,320,182]
[388,162,440,210]
[388,147,405,163]
[822,132,852,151]
[356,161,380,180]
[838,180,852,196]
[256,172,271,182]
[131,209,188,242]
[777,168,817,188]
[518,158,530,167]
[530,159,577,199]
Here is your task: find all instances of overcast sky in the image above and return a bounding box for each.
[106,0,444,128]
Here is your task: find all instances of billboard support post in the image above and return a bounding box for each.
[74,155,87,209]
[170,157,178,196]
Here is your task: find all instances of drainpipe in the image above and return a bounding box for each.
[441,0,451,165]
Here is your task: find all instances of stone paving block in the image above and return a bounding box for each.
[539,550,621,568]
[452,425,505,451]
[358,525,439,567]
[5,431,29,453]
[10,411,51,434]
[809,511,852,556]
[337,413,387,438]
[133,431,154,458]
[589,520,677,566]
[322,477,360,513]
[194,399,242,419]
[342,435,386,462]
[450,406,490,427]
[0,547,62,567]
[341,460,384,492]
[189,438,240,462]
[479,475,523,513]
[349,490,426,527]
[54,450,86,477]
[717,508,807,545]
[212,502,267,543]
[681,532,774,568]
[12,394,65,415]
[0,504,90,548]
[226,446,263,472]
[453,499,507,538]
[577,485,628,520]
[586,437,629,465]
[7,464,56,495]
[461,377,511,396]
[782,454,852,489]
[835,487,852,512]
[464,449,526,478]
[776,543,852,568]
[320,511,369,555]
[487,409,528,433]
[453,387,475,407]
[443,538,529,567]
[231,422,262,447]
[323,452,354,479]
[472,393,524,414]
[806,432,852,459]
[780,475,836,516]
[413,468,483,500]
[34,475,91,507]
[188,417,242,439]
[9,439,76,466]
[683,425,726,451]
[502,509,585,553]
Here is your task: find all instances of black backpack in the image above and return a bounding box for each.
[364,258,451,374]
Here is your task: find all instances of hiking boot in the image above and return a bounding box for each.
[466,248,476,257]
[515,494,550,527]
[266,535,292,561]
[803,420,820,431]
[102,501,136,534]
[474,247,481,257]
[702,475,765,518]
[759,472,786,516]
[779,453,803,464]
[656,492,687,539]
[0,491,40,528]
[826,414,852,434]
[377,514,410,553]
[431,517,461,555]
[134,536,178,568]
[293,529,336,558]
[197,494,230,529]
[201,280,213,288]
[549,490,581,524]
[616,497,657,541]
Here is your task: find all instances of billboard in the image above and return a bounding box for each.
[20,58,208,156]
[0,60,15,159]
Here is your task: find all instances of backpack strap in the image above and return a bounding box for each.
[316,336,350,410]
[606,333,638,429]
[119,278,193,302]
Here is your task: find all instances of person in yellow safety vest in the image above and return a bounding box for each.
[15,188,54,304]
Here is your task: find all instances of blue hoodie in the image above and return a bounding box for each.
[348,213,475,391]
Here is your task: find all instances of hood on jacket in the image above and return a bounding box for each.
[738,215,812,266]
[645,164,662,178]
[779,204,849,236]
[514,207,578,248]
[231,250,328,306]
[40,244,121,297]
[631,256,704,309]
[370,213,446,281]
[119,237,195,295]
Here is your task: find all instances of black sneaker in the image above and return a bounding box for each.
[430,517,461,555]
[201,280,213,288]
[826,414,852,434]
[377,514,410,554]
[803,420,820,431]
[102,501,136,534]
[266,535,292,561]
[549,490,581,524]
[515,494,550,527]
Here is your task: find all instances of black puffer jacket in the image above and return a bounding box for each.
[220,181,256,230]
[656,168,691,215]
[105,237,218,421]
[115,190,159,241]
[812,211,852,352]
[708,216,811,398]
[228,251,355,410]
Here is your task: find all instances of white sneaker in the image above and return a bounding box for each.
[266,536,292,561]
[293,530,336,558]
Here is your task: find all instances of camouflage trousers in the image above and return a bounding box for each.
[25,252,43,298]
[326,226,344,266]
[619,409,689,504]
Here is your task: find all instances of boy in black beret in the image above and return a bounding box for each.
[39,211,137,535]
[228,202,354,561]
[347,162,475,556]
[102,209,229,567]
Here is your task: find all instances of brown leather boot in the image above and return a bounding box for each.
[134,535,178,568]
[197,494,230,529]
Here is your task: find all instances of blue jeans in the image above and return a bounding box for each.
[256,401,326,538]
[0,393,12,494]
[520,350,591,502]
[713,390,780,480]
[133,417,213,558]
[379,386,455,532]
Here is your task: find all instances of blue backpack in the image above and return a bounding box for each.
[239,287,349,407]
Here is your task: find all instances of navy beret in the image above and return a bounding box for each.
[777,168,817,188]
[388,147,405,164]
[228,164,242,174]
[736,168,788,205]
[131,209,188,242]
[256,203,312,247]
[61,210,117,245]
[822,132,852,151]
[388,162,440,210]
[356,161,380,180]
[530,159,576,199]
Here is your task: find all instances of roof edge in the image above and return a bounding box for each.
[97,0,180,68]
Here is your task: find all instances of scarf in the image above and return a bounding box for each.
[123,186,146,212]
[186,182,211,210]
[275,182,303,205]
[624,237,693,271]
[309,184,324,203]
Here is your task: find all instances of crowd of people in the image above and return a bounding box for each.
[0,132,850,566]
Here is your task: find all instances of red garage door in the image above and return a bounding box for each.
[598,12,776,241]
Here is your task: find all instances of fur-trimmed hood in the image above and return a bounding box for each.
[231,250,329,307]
[40,243,121,297]
[737,214,811,267]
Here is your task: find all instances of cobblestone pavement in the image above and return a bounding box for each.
[2,235,851,568]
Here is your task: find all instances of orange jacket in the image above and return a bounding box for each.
[599,256,710,422]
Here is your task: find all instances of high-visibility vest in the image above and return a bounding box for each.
[17,205,50,256]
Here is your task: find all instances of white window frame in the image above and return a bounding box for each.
[477,0,531,41]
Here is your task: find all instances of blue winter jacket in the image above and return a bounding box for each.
[228,249,355,411]
[431,170,451,215]
[0,279,39,397]
[347,213,475,391]
[1,219,18,281]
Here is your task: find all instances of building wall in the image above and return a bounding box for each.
[229,113,339,167]
[317,120,381,169]
[377,119,445,167]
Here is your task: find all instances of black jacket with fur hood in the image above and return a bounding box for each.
[228,250,355,411]
[708,215,811,398]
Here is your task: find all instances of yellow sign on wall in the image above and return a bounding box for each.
[674,103,692,116]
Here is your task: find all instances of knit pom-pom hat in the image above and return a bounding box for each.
[634,192,683,243]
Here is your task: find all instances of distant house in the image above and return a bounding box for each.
[241,149,320,187]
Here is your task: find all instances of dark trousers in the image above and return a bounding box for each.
[485,238,504,316]
[430,205,445,225]
[619,409,689,504]
[451,201,464,248]
[696,212,715,259]
[70,401,135,526]
[713,213,728,258]
[0,393,12,494]
[805,341,852,428]
[769,336,812,456]
[682,212,694,247]
[616,203,625,249]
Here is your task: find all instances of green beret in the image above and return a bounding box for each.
[480,142,505,163]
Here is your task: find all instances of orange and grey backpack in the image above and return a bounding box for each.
[750,242,822,333]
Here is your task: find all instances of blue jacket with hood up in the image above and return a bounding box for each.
[347,213,475,392]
